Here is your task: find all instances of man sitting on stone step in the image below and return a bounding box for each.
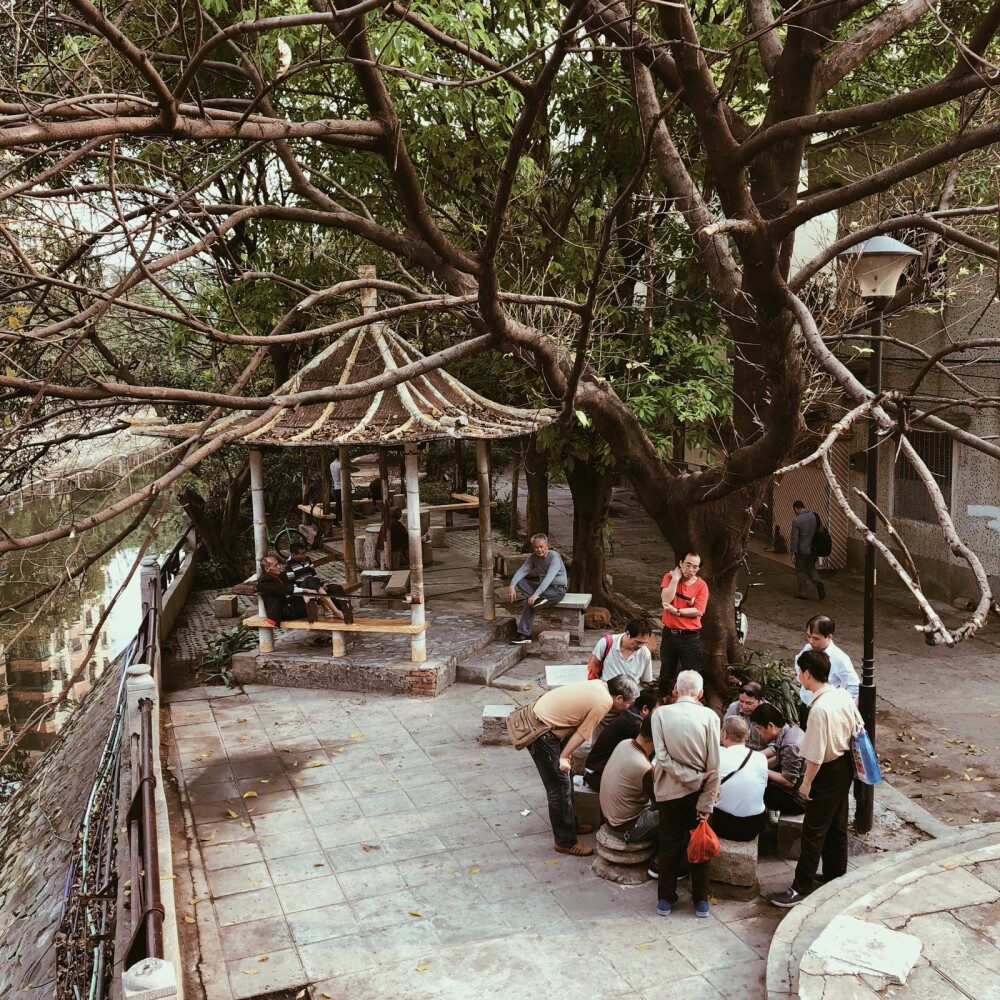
[526,675,639,857]
[508,533,567,644]
[710,715,768,842]
[750,703,806,823]
[599,714,660,874]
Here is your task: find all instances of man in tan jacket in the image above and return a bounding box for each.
[650,669,721,917]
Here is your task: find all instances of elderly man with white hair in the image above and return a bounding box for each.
[650,670,721,918]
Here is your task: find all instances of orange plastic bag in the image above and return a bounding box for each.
[686,818,720,864]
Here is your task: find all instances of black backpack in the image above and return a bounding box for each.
[812,513,832,558]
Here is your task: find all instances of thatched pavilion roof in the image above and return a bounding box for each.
[132,322,555,446]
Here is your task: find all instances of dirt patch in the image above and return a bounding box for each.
[875,705,1000,826]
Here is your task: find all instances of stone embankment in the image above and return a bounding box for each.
[0,664,119,994]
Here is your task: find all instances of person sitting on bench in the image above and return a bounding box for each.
[508,533,567,644]
[710,715,768,842]
[257,552,344,625]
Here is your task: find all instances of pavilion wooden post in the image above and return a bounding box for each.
[249,448,273,652]
[476,439,495,620]
[319,446,331,523]
[338,446,358,586]
[378,448,391,570]
[404,443,427,661]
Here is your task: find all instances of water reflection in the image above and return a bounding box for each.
[1,484,179,761]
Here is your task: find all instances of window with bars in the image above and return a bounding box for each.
[893,430,953,523]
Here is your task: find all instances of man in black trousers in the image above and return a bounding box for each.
[767,649,856,907]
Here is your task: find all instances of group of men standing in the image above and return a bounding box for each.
[510,535,861,916]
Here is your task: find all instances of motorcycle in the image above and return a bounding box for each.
[735,579,764,645]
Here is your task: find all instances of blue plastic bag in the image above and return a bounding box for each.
[850,719,882,786]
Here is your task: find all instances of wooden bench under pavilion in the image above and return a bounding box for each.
[131,266,554,664]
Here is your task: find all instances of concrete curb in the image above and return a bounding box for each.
[877,778,955,839]
[765,823,1000,999]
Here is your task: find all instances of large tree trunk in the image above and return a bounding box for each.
[178,487,246,580]
[564,458,631,616]
[667,484,767,709]
[524,434,549,545]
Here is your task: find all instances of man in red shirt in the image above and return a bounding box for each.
[658,552,709,699]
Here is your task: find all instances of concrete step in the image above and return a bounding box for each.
[766,822,1000,1000]
[456,640,527,686]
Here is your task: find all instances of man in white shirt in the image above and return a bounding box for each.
[587,618,654,684]
[710,715,768,842]
[794,614,859,728]
[328,455,359,526]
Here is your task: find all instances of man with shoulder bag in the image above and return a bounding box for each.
[508,676,639,857]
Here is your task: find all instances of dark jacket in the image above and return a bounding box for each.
[256,571,306,625]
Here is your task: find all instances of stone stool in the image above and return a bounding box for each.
[709,835,760,900]
[572,776,602,829]
[777,813,804,860]
[537,630,570,659]
[592,823,654,885]
[481,705,514,745]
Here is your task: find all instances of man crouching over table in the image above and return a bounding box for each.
[528,676,640,857]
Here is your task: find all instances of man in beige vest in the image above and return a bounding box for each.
[650,669,720,917]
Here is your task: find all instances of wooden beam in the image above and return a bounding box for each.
[476,439,495,621]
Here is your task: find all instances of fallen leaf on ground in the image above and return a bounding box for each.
[243,791,258,799]
[409,910,423,917]
[248,877,263,884]
[282,747,293,753]
[226,810,239,819]
[520,809,531,816]
[200,834,215,843]
[296,991,306,999]
[350,732,363,739]
[306,761,325,768]
[294,778,303,784]
[940,861,956,869]
[241,970,258,976]
[635,944,651,951]
[260,778,269,783]
[237,718,247,723]
[468,866,480,874]
[160,874,176,880]
[241,822,252,828]
[183,916,195,924]
[416,963,431,972]
[258,956,269,962]
[544,860,558,865]
[201,752,212,758]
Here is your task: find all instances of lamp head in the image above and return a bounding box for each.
[837,236,920,299]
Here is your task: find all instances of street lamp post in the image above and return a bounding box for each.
[837,236,920,835]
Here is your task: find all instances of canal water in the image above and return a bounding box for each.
[0,483,180,791]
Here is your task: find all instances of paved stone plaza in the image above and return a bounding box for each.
[167,681,797,1000]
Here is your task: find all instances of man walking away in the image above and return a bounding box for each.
[651,669,721,918]
[790,500,825,601]
[527,676,639,856]
[600,715,659,869]
[751,703,806,822]
[710,716,768,842]
[508,533,567,644]
[768,650,856,907]
[658,553,709,699]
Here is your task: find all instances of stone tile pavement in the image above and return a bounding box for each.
[165,681,802,1000]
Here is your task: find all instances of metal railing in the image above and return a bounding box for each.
[159,522,195,594]
[56,617,151,1000]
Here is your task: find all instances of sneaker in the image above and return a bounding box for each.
[768,887,808,908]
[646,859,659,879]
[817,582,826,600]
[575,823,594,835]
[656,899,674,916]
[554,842,593,857]
[532,597,549,608]
[511,635,532,645]
[694,900,711,918]
[767,809,780,826]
